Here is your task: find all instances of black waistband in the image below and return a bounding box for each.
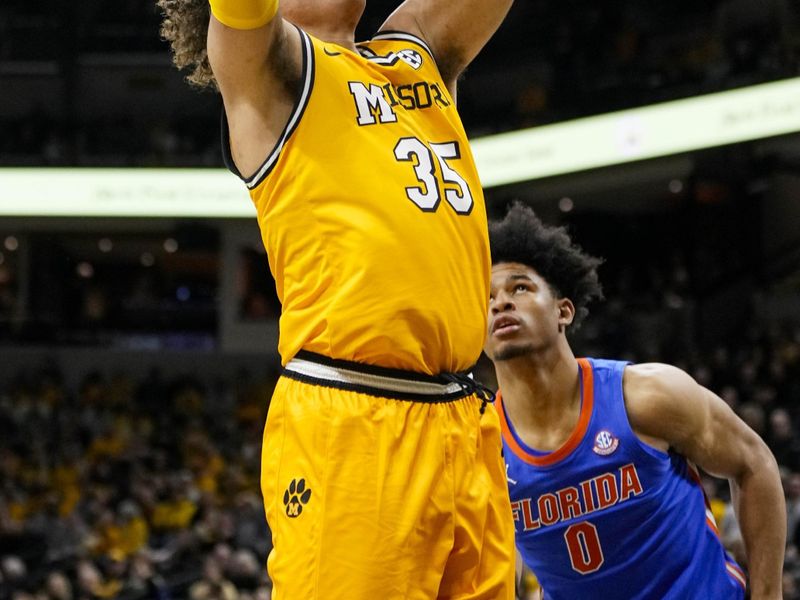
[282,351,495,405]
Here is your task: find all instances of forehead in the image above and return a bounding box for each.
[490,262,543,283]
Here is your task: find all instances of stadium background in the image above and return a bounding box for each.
[1,0,799,598]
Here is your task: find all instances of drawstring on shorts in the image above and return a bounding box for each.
[441,373,496,415]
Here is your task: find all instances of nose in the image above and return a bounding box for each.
[490,290,514,314]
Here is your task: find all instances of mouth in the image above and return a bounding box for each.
[491,316,520,336]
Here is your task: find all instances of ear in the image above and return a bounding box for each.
[557,298,575,330]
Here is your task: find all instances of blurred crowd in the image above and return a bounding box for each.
[0,367,275,600]
[1,0,799,166]
[1,304,799,598]
[2,0,800,597]
[686,321,800,598]
[466,0,800,132]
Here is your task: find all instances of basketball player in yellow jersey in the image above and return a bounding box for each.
[158,0,516,597]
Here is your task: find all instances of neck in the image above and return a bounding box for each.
[281,0,362,52]
[494,336,581,440]
[303,25,357,51]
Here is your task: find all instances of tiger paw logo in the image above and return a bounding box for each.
[283,478,312,518]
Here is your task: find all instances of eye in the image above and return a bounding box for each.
[514,284,528,293]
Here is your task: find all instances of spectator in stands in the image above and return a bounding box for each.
[714,0,793,78]
[76,558,121,599]
[770,409,800,471]
[226,548,262,591]
[0,556,27,591]
[188,555,237,600]
[42,571,73,600]
[786,472,800,547]
[125,553,172,600]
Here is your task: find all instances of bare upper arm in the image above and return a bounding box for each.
[624,363,773,482]
[207,13,302,177]
[380,0,513,92]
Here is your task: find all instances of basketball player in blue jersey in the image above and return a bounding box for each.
[485,202,785,600]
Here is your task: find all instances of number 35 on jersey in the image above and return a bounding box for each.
[348,80,474,216]
[394,137,474,215]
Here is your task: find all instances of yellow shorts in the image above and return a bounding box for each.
[261,352,516,599]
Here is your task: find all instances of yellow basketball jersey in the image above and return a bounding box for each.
[229,28,490,374]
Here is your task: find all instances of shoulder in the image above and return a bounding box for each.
[623,363,696,400]
[622,363,702,450]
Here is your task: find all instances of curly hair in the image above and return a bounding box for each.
[157,0,217,89]
[489,201,604,329]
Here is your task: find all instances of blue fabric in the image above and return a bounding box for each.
[504,358,745,600]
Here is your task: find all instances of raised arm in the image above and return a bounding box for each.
[380,0,514,93]
[624,363,785,600]
[206,0,303,177]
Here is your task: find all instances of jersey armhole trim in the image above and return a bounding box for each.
[369,30,438,66]
[221,105,242,178]
[688,460,747,591]
[246,26,315,189]
[725,561,747,590]
[220,26,316,190]
[687,460,735,548]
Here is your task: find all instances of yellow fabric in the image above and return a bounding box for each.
[91,523,122,557]
[8,501,28,522]
[261,377,516,599]
[92,519,149,561]
[53,464,81,515]
[87,434,125,461]
[59,486,81,516]
[195,454,224,495]
[522,569,542,595]
[709,497,727,528]
[209,0,278,30]
[92,580,123,600]
[119,518,149,556]
[151,499,197,530]
[248,33,490,374]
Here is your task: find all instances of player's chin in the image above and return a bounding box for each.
[488,341,535,362]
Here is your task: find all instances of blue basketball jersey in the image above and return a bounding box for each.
[499,358,746,600]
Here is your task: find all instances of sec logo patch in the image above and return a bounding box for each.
[593,430,619,456]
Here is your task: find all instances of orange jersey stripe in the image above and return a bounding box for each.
[726,562,747,589]
[497,358,594,467]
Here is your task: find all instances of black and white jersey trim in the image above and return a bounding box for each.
[356,46,400,66]
[243,27,316,190]
[370,30,436,64]
[283,351,477,402]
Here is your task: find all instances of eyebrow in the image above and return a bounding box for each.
[490,273,536,290]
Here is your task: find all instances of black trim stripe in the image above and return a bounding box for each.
[281,369,469,402]
[356,46,401,67]
[294,351,452,383]
[243,27,316,190]
[282,350,477,403]
[370,30,436,64]
[220,101,241,178]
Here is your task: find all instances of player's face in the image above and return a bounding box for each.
[485,262,564,361]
